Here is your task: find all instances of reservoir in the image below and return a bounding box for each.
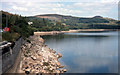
[42,31,118,73]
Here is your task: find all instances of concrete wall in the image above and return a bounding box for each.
[1,37,22,73]
[34,31,63,35]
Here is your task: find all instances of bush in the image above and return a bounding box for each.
[43,62,49,66]
[2,32,20,41]
[26,39,31,43]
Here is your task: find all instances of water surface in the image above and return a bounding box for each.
[42,31,118,73]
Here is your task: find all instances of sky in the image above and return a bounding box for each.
[1,0,119,20]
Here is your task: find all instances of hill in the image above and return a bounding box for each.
[32,14,119,29]
[36,14,111,23]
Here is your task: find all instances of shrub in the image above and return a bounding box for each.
[26,40,31,43]
[43,62,49,66]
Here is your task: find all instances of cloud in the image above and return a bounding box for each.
[51,8,82,15]
[101,0,119,3]
[12,5,28,11]
[71,2,117,17]
[1,0,119,2]
[1,1,118,19]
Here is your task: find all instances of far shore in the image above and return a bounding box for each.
[34,29,118,35]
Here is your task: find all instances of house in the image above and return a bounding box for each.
[28,21,33,25]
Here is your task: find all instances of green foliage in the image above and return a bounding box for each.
[27,39,31,43]
[28,17,69,31]
[2,32,20,41]
[2,11,34,41]
[61,16,119,29]
[32,14,119,29]
[43,62,49,66]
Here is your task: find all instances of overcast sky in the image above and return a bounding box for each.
[1,0,119,20]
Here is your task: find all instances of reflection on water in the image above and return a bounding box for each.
[42,31,118,73]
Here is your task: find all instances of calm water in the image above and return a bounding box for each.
[42,31,118,73]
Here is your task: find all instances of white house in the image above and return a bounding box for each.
[28,21,33,25]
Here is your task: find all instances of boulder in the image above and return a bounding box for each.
[52,50,56,53]
[27,44,31,48]
[25,68,31,74]
[40,38,44,43]
[59,69,64,73]
[59,66,64,68]
[56,61,60,66]
[49,67,53,71]
[31,56,37,60]
[41,70,46,73]
[63,69,67,72]
[57,53,62,58]
[56,70,60,73]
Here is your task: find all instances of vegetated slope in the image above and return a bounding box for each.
[36,14,109,23]
[27,15,69,31]
[35,14,119,29]
[1,11,34,41]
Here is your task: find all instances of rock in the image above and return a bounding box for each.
[22,68,25,71]
[25,68,31,74]
[38,53,41,56]
[59,69,64,73]
[40,38,44,43]
[25,71,30,74]
[44,45,47,47]
[63,69,67,72]
[59,66,64,68]
[52,50,56,53]
[31,69,36,73]
[21,46,26,50]
[60,71,64,73]
[35,70,39,74]
[31,56,37,60]
[41,70,46,73]
[49,68,53,71]
[56,61,61,66]
[59,69,67,73]
[43,66,47,70]
[27,44,31,48]
[40,62,43,66]
[56,70,60,73]
[57,53,62,58]
[29,63,33,67]
[25,66,29,69]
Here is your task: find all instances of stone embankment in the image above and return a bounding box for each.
[19,36,66,74]
[34,31,63,35]
[34,29,117,35]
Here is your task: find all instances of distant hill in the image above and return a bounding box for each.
[30,14,119,29]
[36,14,64,21]
[35,14,117,23]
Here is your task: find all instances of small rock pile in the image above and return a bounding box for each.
[20,36,67,74]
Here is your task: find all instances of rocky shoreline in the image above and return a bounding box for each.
[20,35,66,74]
